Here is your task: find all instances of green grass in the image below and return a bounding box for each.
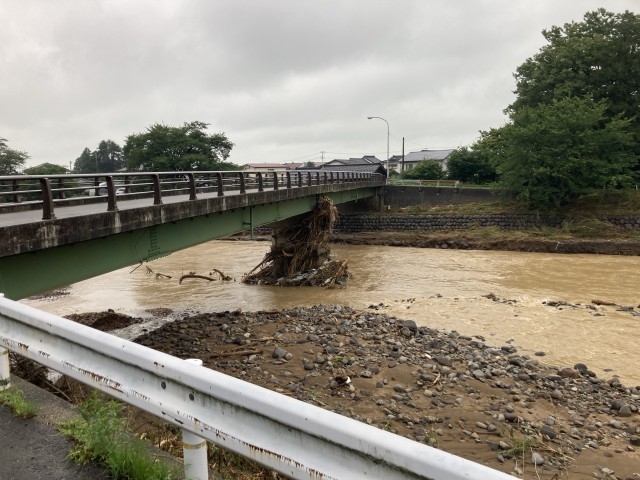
[59,392,180,480]
[0,387,38,418]
[398,188,640,217]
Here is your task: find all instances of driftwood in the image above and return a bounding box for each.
[209,349,263,358]
[179,274,216,284]
[210,268,232,281]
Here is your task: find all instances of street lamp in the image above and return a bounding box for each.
[367,116,389,182]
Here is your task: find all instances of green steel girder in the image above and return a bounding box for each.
[0,188,377,300]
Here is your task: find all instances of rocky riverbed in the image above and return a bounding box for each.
[123,303,640,479]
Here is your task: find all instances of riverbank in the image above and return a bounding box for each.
[116,304,638,479]
[330,231,640,255]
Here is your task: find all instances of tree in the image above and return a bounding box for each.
[0,138,29,175]
[124,121,234,172]
[446,147,496,183]
[24,163,69,175]
[73,148,96,174]
[401,160,445,180]
[510,9,640,170]
[491,97,635,208]
[73,140,125,173]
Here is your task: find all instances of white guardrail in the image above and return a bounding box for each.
[0,295,515,480]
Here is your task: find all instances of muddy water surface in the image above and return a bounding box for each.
[24,240,640,385]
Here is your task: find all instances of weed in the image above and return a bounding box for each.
[0,387,38,418]
[59,392,180,480]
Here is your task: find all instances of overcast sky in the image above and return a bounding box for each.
[1,1,637,169]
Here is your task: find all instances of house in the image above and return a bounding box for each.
[401,149,454,173]
[309,156,386,176]
[242,163,301,174]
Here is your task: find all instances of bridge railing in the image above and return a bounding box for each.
[0,295,515,480]
[0,170,384,220]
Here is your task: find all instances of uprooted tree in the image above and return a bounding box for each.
[242,196,349,287]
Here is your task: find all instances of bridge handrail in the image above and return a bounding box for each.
[0,170,385,220]
[0,295,514,480]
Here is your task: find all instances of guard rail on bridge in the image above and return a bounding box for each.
[0,295,515,480]
[0,170,381,220]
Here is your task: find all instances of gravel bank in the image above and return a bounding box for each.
[132,304,640,479]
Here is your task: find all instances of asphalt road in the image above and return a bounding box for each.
[0,378,110,480]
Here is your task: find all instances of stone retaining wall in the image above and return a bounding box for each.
[333,214,640,232]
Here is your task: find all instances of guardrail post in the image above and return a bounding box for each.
[273,172,279,191]
[40,178,56,220]
[0,295,8,392]
[306,172,311,187]
[187,173,197,201]
[286,171,292,189]
[181,358,208,480]
[182,429,208,480]
[257,172,264,192]
[323,172,328,185]
[315,172,320,185]
[152,174,163,205]
[0,347,9,391]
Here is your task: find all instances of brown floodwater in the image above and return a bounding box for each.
[23,240,640,386]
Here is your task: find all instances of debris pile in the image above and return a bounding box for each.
[242,196,349,287]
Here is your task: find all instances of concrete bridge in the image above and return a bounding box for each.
[0,170,384,300]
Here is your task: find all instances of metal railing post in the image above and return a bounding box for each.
[216,172,224,197]
[105,176,118,212]
[12,179,20,203]
[238,172,246,194]
[273,172,279,191]
[152,174,163,205]
[286,171,292,189]
[40,178,56,220]
[187,173,197,201]
[257,172,264,192]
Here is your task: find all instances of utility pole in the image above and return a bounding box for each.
[401,137,405,173]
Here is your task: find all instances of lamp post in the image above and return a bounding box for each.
[367,116,389,182]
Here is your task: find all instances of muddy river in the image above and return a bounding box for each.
[23,240,640,386]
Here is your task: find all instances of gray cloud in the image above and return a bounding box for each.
[1,0,637,167]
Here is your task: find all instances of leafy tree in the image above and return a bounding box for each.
[401,160,445,180]
[124,121,234,172]
[24,163,69,175]
[73,148,96,174]
[0,138,29,175]
[491,97,635,208]
[73,141,125,173]
[510,9,640,170]
[446,147,496,183]
[96,140,125,172]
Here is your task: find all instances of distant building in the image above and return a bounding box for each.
[401,149,455,173]
[309,155,386,175]
[242,163,302,173]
